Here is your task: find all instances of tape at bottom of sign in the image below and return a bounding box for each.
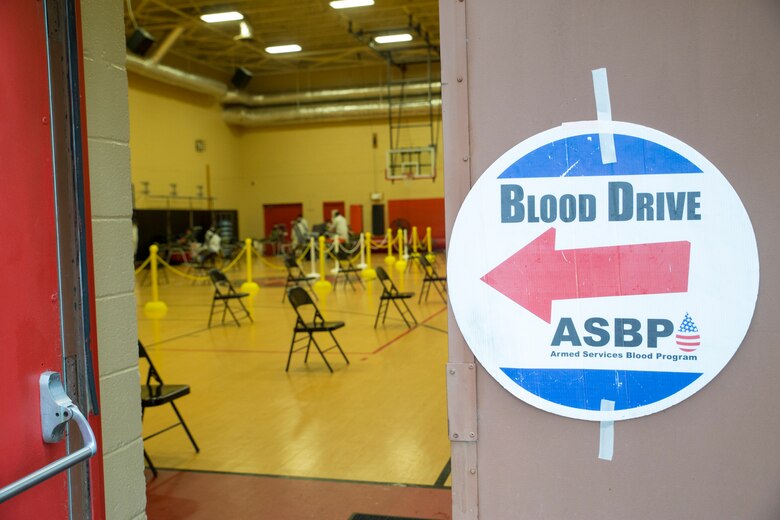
[598,399,615,461]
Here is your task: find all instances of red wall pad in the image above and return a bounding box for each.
[387,198,446,249]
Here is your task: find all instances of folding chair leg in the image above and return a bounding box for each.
[286,332,299,371]
[391,299,412,328]
[304,336,313,364]
[374,299,385,328]
[223,302,241,327]
[237,299,254,324]
[403,300,418,326]
[309,336,334,373]
[329,330,350,365]
[170,402,200,453]
[434,281,447,302]
[144,448,158,478]
[208,298,218,327]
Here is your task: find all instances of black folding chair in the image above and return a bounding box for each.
[282,255,317,302]
[374,266,417,329]
[418,254,448,303]
[286,286,349,373]
[333,248,364,291]
[208,268,253,327]
[139,341,199,478]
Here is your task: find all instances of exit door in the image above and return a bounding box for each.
[0,1,104,518]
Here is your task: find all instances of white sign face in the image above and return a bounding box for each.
[448,121,759,421]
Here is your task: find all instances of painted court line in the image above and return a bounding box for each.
[372,306,448,355]
[149,306,448,357]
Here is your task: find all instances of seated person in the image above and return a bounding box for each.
[197,226,221,265]
[328,211,349,242]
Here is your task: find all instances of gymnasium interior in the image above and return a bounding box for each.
[4,1,779,519]
[126,1,450,518]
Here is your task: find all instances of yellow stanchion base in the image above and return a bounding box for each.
[240,281,260,296]
[425,253,436,264]
[144,301,168,319]
[394,259,408,273]
[361,268,377,281]
[313,280,333,297]
[384,255,396,266]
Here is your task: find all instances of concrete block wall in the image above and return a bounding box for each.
[80,0,146,518]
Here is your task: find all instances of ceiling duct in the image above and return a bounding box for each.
[126,54,228,98]
[126,54,441,126]
[222,97,441,127]
[221,82,441,108]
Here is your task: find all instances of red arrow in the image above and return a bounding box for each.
[480,228,690,323]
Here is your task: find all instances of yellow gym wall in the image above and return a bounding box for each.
[127,72,444,238]
[236,122,444,234]
[128,74,243,214]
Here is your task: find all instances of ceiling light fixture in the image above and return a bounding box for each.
[265,44,302,54]
[373,33,413,44]
[329,0,374,9]
[234,20,253,40]
[200,11,244,23]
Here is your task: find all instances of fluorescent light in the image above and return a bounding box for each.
[235,21,253,40]
[200,11,243,23]
[265,44,302,54]
[330,0,374,8]
[373,33,413,44]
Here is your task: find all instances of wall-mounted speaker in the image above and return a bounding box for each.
[230,67,253,90]
[127,28,155,57]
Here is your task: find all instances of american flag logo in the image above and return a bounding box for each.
[676,313,700,352]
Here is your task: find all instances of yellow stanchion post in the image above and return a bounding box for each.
[395,228,406,273]
[144,244,168,319]
[384,228,396,266]
[409,226,420,273]
[395,229,407,272]
[240,238,259,296]
[313,235,333,296]
[361,232,376,280]
[240,238,259,321]
[425,226,436,263]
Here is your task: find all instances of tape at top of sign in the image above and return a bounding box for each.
[447,120,759,422]
[592,68,617,165]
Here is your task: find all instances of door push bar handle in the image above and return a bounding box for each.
[0,372,97,504]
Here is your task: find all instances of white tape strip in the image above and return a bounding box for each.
[591,68,617,164]
[598,399,615,461]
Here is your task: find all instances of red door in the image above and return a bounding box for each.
[0,1,104,517]
[323,201,346,222]
[263,203,303,254]
[349,204,364,233]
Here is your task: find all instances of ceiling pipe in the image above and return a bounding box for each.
[148,26,185,65]
[222,82,441,108]
[222,97,441,127]
[125,53,442,126]
[126,54,228,98]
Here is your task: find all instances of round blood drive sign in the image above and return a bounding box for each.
[448,120,759,421]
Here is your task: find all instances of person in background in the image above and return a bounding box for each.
[329,210,349,241]
[299,214,309,234]
[198,226,221,265]
[206,226,222,255]
[292,215,309,249]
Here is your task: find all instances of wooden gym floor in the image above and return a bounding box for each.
[136,253,451,519]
